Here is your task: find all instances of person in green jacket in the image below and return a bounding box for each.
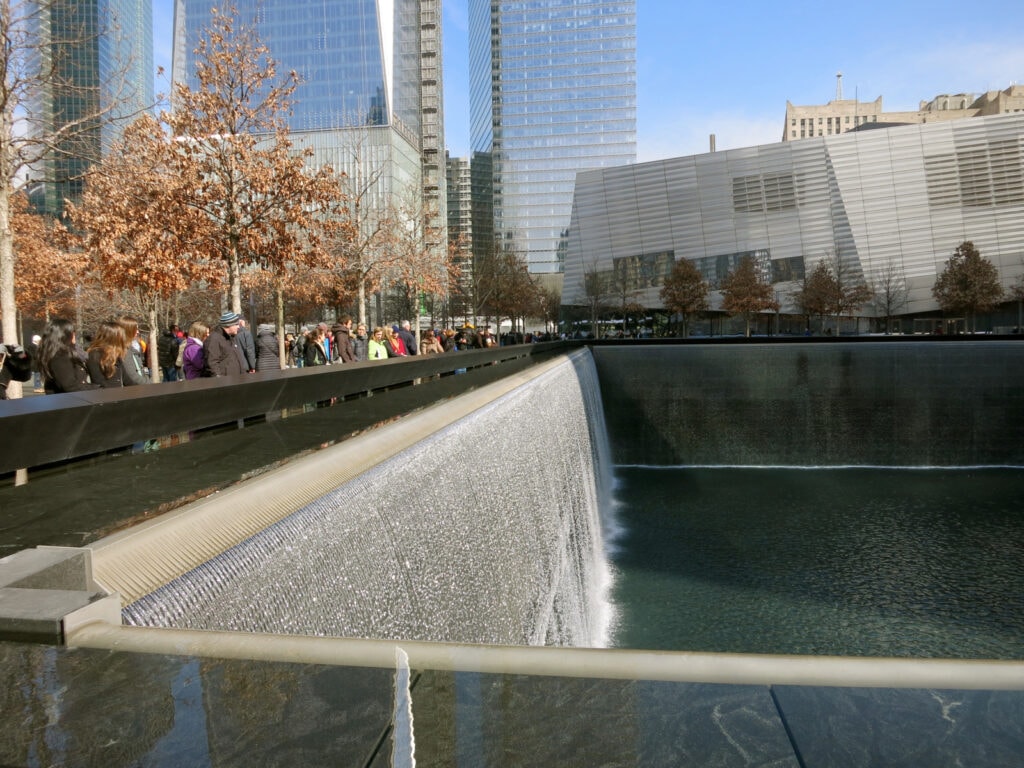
[367,327,389,361]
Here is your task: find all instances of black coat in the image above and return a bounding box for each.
[203,328,247,377]
[44,352,98,394]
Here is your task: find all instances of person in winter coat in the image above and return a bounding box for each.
[332,316,356,363]
[352,323,369,362]
[384,326,407,357]
[255,323,281,371]
[304,327,329,366]
[38,318,99,394]
[181,322,209,380]
[86,321,134,388]
[367,327,389,361]
[203,312,247,377]
[237,318,257,372]
[117,316,148,385]
[157,325,181,382]
[397,320,418,355]
[420,329,444,355]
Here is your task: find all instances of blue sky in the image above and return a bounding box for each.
[154,1,1024,163]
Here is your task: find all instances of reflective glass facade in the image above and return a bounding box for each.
[175,0,404,130]
[28,0,153,216]
[563,114,1024,319]
[173,0,443,254]
[469,0,636,273]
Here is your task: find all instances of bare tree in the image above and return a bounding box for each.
[871,260,910,334]
[579,261,610,337]
[1009,263,1024,332]
[830,248,873,333]
[390,188,449,342]
[327,126,402,327]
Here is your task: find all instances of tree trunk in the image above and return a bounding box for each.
[1,187,25,401]
[148,307,160,382]
[276,287,287,369]
[229,249,242,314]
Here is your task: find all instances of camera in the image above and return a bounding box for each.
[1,343,32,398]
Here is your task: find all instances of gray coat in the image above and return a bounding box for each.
[255,324,280,371]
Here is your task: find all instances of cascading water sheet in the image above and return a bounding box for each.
[123,351,616,648]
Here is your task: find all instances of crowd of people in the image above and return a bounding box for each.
[1,313,557,398]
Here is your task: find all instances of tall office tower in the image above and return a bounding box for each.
[445,153,473,318]
[172,0,444,253]
[26,0,154,216]
[469,0,636,274]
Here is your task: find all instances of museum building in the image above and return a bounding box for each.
[562,112,1024,334]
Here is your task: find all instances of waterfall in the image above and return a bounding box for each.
[123,350,616,648]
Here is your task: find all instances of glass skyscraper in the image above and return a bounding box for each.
[469,0,636,273]
[172,0,443,234]
[27,0,154,216]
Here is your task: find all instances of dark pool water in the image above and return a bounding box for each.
[609,466,1024,659]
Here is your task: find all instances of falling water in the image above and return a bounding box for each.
[124,351,616,648]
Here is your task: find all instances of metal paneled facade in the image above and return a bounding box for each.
[469,0,637,274]
[564,114,1024,317]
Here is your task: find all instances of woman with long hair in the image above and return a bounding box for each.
[303,327,328,367]
[420,329,444,355]
[86,321,132,388]
[181,321,209,380]
[117,315,147,385]
[366,327,389,361]
[383,326,407,357]
[37,318,98,394]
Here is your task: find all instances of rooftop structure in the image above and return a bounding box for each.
[784,78,1024,142]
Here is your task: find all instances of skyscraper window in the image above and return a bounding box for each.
[469,0,636,273]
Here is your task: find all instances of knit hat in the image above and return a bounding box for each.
[219,311,243,327]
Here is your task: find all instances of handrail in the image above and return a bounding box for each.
[0,342,571,475]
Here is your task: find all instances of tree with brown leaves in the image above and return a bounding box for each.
[660,257,708,337]
[69,114,224,378]
[10,192,83,325]
[165,7,345,318]
[932,241,1003,332]
[1,0,145,388]
[720,256,779,337]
